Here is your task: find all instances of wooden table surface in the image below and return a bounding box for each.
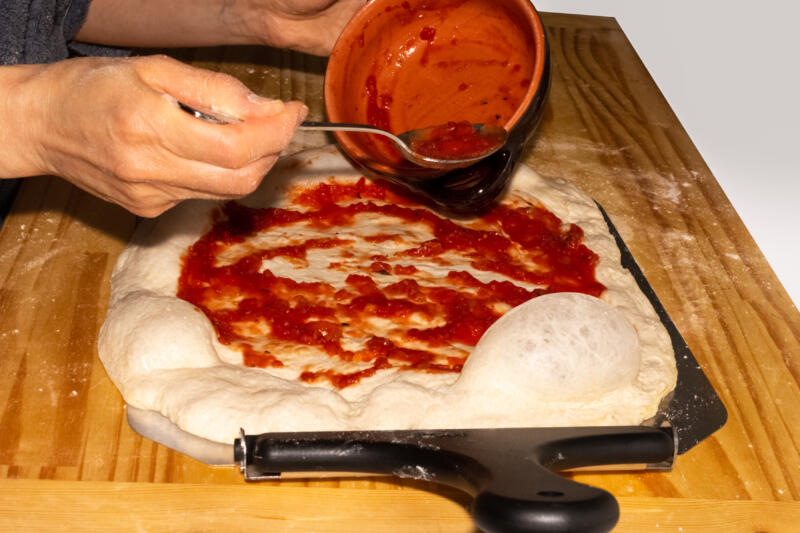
[1,12,799,532]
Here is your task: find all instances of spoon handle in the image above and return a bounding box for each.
[300,122,415,161]
[299,121,402,142]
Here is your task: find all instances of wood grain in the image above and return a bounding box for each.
[528,14,800,505]
[0,11,798,530]
[1,478,799,532]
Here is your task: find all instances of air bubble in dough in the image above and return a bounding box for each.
[456,292,641,401]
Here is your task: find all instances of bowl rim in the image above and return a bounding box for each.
[323,0,549,175]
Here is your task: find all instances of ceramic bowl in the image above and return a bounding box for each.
[324,0,550,212]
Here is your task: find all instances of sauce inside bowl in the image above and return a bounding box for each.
[325,0,539,175]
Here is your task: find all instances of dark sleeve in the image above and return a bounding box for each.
[0,0,128,65]
[0,179,20,226]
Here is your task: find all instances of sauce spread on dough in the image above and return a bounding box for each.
[177,179,605,389]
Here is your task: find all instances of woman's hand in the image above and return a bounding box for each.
[77,0,363,56]
[0,55,306,217]
[224,0,364,55]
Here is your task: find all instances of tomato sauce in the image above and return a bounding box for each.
[409,121,501,160]
[177,179,605,389]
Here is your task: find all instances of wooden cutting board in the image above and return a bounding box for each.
[1,13,799,531]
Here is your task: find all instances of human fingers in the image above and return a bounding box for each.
[116,95,305,185]
[64,151,282,217]
[128,152,285,216]
[12,56,291,214]
[135,55,273,120]
[161,99,307,171]
[231,0,364,56]
[151,151,283,199]
[133,56,307,169]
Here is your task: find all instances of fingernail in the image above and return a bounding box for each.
[297,104,309,126]
[247,93,285,115]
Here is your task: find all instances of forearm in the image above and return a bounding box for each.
[75,0,249,48]
[2,55,306,217]
[75,0,361,56]
[0,65,48,179]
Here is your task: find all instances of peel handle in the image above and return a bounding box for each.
[235,426,675,533]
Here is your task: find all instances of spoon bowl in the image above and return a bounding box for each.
[299,121,508,170]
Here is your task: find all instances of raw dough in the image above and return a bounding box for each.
[458,292,641,402]
[98,145,677,443]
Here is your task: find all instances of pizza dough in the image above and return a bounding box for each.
[98,145,677,443]
[457,292,641,402]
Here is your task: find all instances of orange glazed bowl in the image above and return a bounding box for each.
[324,0,550,212]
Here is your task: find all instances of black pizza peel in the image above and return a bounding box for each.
[125,205,727,533]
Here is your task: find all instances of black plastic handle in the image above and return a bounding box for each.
[235,425,675,533]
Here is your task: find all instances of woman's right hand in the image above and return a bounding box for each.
[0,55,306,217]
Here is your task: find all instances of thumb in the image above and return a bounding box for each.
[134,54,286,121]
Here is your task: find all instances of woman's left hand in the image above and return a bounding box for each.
[225,0,364,55]
[78,0,363,56]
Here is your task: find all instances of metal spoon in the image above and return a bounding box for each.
[298,121,508,169]
[178,103,507,170]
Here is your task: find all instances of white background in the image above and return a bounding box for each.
[532,0,800,308]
